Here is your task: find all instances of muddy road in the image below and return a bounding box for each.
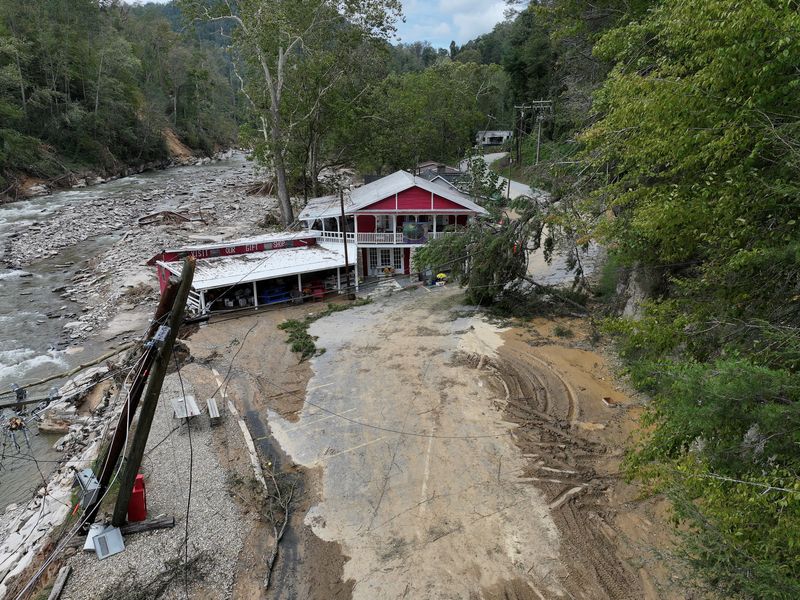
[190,287,682,599]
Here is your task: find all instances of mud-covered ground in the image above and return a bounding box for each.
[180,286,685,599]
[16,284,687,600]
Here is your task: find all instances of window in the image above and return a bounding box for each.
[376,215,391,231]
[393,248,403,271]
[380,249,391,266]
[368,248,378,270]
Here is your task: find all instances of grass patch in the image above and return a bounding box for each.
[553,324,574,338]
[278,299,372,360]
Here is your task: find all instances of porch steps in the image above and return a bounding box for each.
[364,277,403,299]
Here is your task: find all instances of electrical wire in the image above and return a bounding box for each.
[259,374,514,441]
[209,316,515,441]
[12,351,142,600]
[173,355,193,600]
[0,310,172,401]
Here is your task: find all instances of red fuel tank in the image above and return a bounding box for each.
[128,474,147,522]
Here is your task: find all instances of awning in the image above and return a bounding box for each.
[157,241,357,291]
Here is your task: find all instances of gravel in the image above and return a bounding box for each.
[61,372,248,600]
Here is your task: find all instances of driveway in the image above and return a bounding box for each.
[268,287,566,599]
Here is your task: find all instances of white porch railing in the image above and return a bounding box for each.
[314,230,455,245]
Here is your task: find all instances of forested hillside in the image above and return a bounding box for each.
[0,0,239,198]
[417,2,800,597]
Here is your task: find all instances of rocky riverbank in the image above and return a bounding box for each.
[2,151,293,350]
[0,152,292,597]
[0,359,129,597]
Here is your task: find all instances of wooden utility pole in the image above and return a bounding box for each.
[339,189,351,295]
[535,116,543,165]
[513,100,553,167]
[82,280,180,529]
[112,258,195,527]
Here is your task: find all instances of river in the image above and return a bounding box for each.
[0,154,256,507]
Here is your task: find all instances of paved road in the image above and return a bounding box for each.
[462,151,540,200]
[269,288,566,599]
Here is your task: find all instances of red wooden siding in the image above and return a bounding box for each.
[359,186,474,213]
[361,196,396,210]
[432,195,466,210]
[456,215,468,226]
[403,248,411,275]
[397,187,431,210]
[357,214,375,233]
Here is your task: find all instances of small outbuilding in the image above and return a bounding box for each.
[147,232,357,313]
[475,130,513,146]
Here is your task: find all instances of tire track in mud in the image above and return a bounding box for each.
[455,344,641,600]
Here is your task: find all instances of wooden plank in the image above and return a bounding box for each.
[207,398,220,419]
[47,565,71,600]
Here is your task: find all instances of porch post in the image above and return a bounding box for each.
[354,251,359,292]
[297,273,302,294]
[200,290,206,314]
[336,267,341,291]
[353,212,358,243]
[433,214,437,237]
[321,218,326,233]
[253,282,259,308]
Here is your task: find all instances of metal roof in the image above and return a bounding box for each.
[298,170,488,221]
[159,231,313,255]
[476,130,513,137]
[157,241,356,291]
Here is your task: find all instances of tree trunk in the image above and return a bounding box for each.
[269,105,294,226]
[94,51,104,115]
[14,51,26,117]
[310,127,321,198]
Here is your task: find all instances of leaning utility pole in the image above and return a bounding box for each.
[112,257,195,527]
[82,280,180,529]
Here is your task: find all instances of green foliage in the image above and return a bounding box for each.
[459,148,506,213]
[414,199,545,305]
[356,61,509,173]
[579,1,800,594]
[0,0,238,194]
[667,459,800,600]
[552,324,573,338]
[501,7,553,104]
[388,41,448,73]
[278,299,372,360]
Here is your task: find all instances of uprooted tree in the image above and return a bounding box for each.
[179,0,402,226]
[412,209,536,305]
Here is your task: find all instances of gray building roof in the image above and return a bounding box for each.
[298,170,488,221]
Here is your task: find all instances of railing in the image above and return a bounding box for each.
[313,230,456,245]
[316,230,355,242]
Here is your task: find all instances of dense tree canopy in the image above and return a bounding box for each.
[0,0,238,196]
[417,1,800,596]
[583,3,800,595]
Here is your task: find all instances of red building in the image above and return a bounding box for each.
[299,170,488,278]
